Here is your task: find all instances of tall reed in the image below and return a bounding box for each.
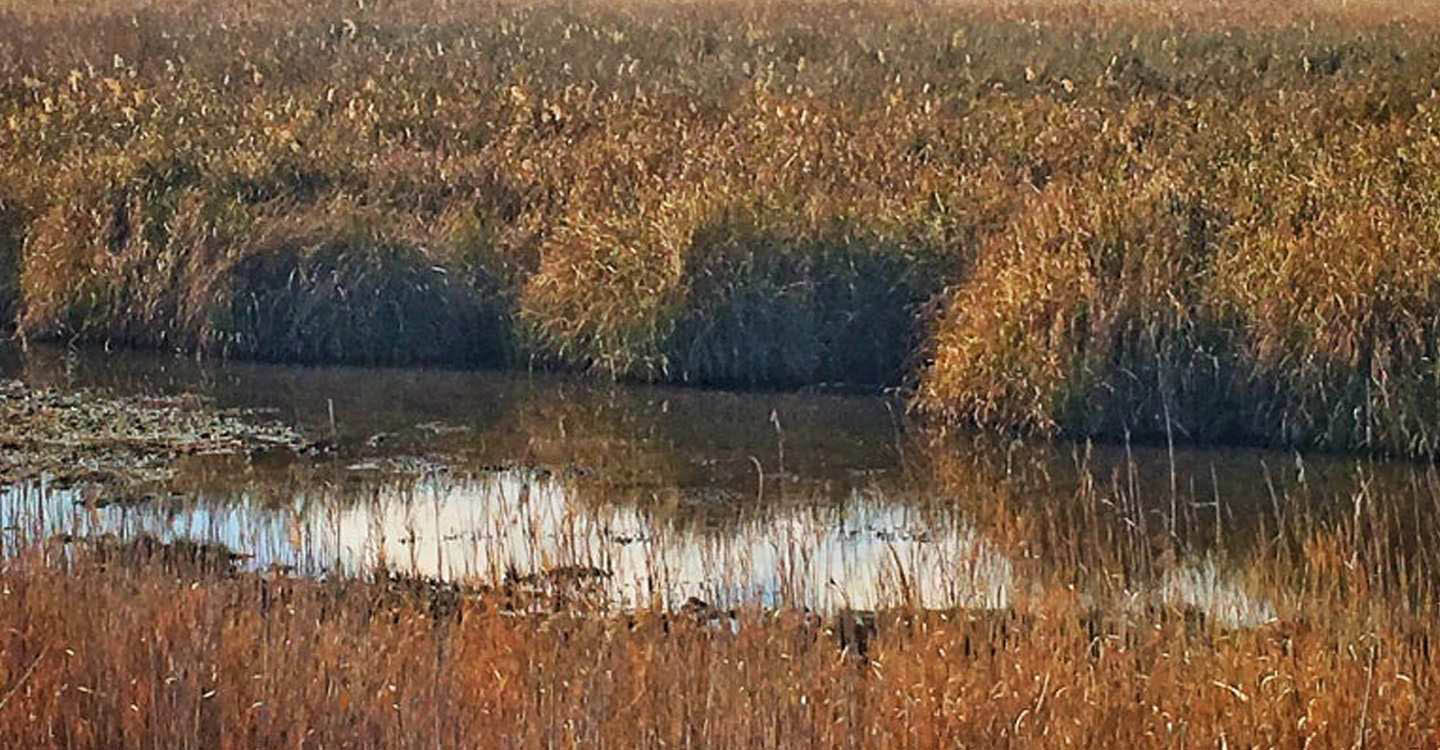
[7,0,1440,451]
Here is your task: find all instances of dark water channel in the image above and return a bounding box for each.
[3,343,1435,626]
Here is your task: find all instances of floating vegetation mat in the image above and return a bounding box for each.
[0,379,312,485]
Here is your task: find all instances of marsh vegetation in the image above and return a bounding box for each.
[5,0,1440,744]
[0,344,1437,747]
[5,0,1440,452]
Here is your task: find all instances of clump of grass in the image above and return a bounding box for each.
[916,169,1238,441]
[19,149,515,365]
[515,91,999,387]
[520,186,962,387]
[195,200,502,365]
[916,91,1440,455]
[19,148,204,349]
[1207,113,1440,455]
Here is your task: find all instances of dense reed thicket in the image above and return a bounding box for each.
[4,441,1440,749]
[6,0,1440,451]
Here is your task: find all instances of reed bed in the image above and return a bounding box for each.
[3,439,1440,749]
[8,0,1440,450]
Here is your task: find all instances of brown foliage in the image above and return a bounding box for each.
[6,0,1440,449]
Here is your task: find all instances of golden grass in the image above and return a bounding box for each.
[918,168,1228,438]
[4,441,1440,748]
[916,92,1440,454]
[7,0,1440,449]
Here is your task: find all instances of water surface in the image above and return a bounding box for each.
[4,342,1433,626]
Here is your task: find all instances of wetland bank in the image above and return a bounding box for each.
[6,0,1440,746]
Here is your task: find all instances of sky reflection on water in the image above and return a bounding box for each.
[1,469,1276,626]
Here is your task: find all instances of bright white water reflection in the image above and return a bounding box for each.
[0,472,1274,625]
[1154,556,1277,628]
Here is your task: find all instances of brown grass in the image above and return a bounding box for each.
[7,0,1440,449]
[916,90,1440,454]
[917,167,1231,438]
[4,439,1440,748]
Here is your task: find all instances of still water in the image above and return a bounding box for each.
[4,343,1432,626]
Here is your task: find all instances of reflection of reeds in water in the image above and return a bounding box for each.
[2,446,1401,631]
[926,434,1440,632]
[9,424,1436,627]
[2,472,1016,614]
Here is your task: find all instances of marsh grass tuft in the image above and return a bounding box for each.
[20,154,514,364]
[197,202,501,365]
[520,185,966,386]
[916,170,1239,441]
[915,101,1440,455]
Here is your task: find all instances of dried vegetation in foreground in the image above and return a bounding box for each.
[6,0,1440,452]
[3,445,1440,749]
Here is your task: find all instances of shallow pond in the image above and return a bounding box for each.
[3,342,1436,627]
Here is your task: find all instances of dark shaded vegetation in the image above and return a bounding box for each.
[0,184,19,329]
